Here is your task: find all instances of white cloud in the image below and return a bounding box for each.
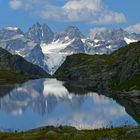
[91,12,126,25]
[64,0,102,11]
[125,23,140,33]
[9,0,49,10]
[62,0,102,22]
[35,5,67,21]
[9,0,126,25]
[9,0,22,10]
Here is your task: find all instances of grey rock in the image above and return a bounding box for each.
[61,38,85,53]
[25,22,54,44]
[54,26,85,41]
[125,129,140,137]
[0,28,24,41]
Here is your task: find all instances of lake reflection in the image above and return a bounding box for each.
[0,79,137,131]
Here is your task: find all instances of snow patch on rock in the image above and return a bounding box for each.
[41,38,75,74]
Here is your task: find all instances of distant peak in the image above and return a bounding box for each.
[29,22,51,30]
[5,27,19,31]
[119,28,124,31]
[26,22,54,44]
[32,22,41,28]
[54,25,85,41]
[3,27,23,35]
[36,22,41,26]
[66,26,80,31]
[65,25,85,38]
[35,22,41,26]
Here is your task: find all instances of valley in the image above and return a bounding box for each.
[0,24,140,140]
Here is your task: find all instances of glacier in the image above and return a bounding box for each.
[41,38,75,74]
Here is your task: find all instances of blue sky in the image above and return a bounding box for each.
[0,0,140,35]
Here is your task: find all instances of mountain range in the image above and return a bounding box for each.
[0,22,140,74]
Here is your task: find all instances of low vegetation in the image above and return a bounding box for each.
[55,41,140,92]
[0,71,39,84]
[0,47,49,84]
[0,126,140,140]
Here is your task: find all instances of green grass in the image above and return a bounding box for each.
[111,73,140,91]
[0,70,39,84]
[0,126,140,140]
[55,41,140,92]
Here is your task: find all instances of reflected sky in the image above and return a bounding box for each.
[0,78,137,131]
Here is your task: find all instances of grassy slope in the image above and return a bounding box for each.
[0,71,39,83]
[0,47,49,85]
[55,41,140,91]
[0,126,140,140]
[110,41,140,90]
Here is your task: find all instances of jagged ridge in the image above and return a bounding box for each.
[0,23,140,74]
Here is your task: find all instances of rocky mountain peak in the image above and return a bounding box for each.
[0,27,24,41]
[93,28,129,41]
[65,26,85,39]
[0,23,140,75]
[25,22,54,44]
[54,26,85,42]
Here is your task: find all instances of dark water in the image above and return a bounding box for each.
[0,78,138,131]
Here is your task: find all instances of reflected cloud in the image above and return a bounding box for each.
[0,78,137,131]
[43,79,72,99]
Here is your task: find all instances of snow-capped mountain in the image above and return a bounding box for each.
[25,22,54,44]
[93,28,140,41]
[85,28,139,55]
[54,26,85,41]
[0,23,139,74]
[0,27,24,41]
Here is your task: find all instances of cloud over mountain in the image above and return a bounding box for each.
[125,23,140,34]
[9,0,126,25]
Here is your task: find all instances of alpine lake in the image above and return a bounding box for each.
[0,78,139,132]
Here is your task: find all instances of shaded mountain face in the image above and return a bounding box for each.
[25,22,54,44]
[0,23,140,74]
[93,29,128,41]
[93,28,140,41]
[0,47,49,78]
[55,41,140,92]
[54,26,85,41]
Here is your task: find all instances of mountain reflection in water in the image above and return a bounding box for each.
[0,78,137,131]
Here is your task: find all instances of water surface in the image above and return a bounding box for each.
[0,78,137,131]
